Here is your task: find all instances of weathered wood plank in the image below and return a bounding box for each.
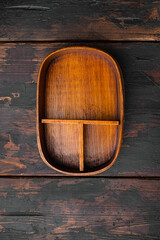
[0,178,159,239]
[0,42,160,176]
[0,0,160,41]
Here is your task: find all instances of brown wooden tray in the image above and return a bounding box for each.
[37,47,124,175]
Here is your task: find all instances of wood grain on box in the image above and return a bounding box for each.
[37,47,124,175]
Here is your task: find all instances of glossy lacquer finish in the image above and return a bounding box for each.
[37,47,124,175]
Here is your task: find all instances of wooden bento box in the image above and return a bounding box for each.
[37,47,124,175]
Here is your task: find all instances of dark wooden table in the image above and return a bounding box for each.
[0,1,160,239]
